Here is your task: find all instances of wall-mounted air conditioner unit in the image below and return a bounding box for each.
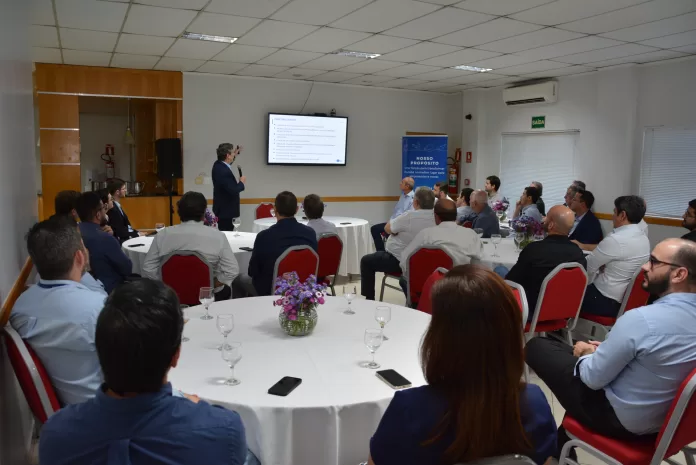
[503,81,558,106]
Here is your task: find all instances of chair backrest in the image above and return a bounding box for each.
[317,233,343,279]
[417,267,448,314]
[530,262,588,332]
[617,264,650,319]
[162,251,214,306]
[2,325,60,424]
[459,454,537,465]
[653,368,696,463]
[505,280,529,326]
[272,246,319,293]
[462,221,473,228]
[407,247,454,306]
[255,202,274,219]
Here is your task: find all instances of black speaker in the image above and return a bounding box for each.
[156,138,182,178]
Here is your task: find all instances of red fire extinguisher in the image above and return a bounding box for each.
[448,148,462,195]
[101,144,115,180]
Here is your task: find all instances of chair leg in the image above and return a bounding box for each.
[379,275,387,302]
[329,284,335,297]
[558,439,579,465]
[566,329,573,346]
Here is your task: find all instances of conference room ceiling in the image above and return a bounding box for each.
[31,0,696,93]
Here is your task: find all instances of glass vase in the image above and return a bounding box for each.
[514,233,533,251]
[278,306,318,337]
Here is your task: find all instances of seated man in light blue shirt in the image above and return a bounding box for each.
[10,216,107,405]
[526,238,696,458]
[370,177,414,252]
[512,185,543,224]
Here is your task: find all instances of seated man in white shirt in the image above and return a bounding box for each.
[303,194,337,239]
[580,195,651,318]
[512,186,543,224]
[360,187,436,301]
[370,177,414,252]
[433,181,454,202]
[142,192,239,301]
[485,175,503,207]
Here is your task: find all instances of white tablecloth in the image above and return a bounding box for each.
[252,216,373,276]
[122,231,257,276]
[480,237,520,270]
[169,296,429,465]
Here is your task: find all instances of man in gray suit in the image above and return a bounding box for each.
[471,190,500,238]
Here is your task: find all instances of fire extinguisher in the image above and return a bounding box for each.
[448,148,462,195]
[101,144,115,180]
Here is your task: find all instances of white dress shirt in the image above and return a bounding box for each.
[142,221,239,287]
[638,219,648,235]
[487,191,503,207]
[400,222,482,278]
[587,223,650,303]
[113,200,134,233]
[386,209,436,262]
[307,218,338,238]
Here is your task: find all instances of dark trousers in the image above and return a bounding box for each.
[218,218,235,232]
[360,251,401,300]
[525,337,648,458]
[580,284,621,317]
[371,223,387,252]
[214,285,232,301]
[231,274,258,299]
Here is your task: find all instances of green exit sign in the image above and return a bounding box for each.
[532,116,546,129]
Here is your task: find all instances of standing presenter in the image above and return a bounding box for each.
[212,143,247,232]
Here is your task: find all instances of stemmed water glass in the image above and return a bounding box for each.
[375,306,391,341]
[496,210,504,222]
[270,209,276,220]
[199,287,214,320]
[233,219,241,237]
[343,286,357,315]
[364,329,383,369]
[182,306,189,342]
[216,314,234,351]
[491,234,502,257]
[221,342,242,386]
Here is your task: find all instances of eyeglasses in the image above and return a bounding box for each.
[649,256,684,270]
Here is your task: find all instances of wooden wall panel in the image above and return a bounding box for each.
[40,130,80,163]
[132,100,159,193]
[41,165,81,218]
[119,197,182,229]
[155,101,177,139]
[38,94,79,128]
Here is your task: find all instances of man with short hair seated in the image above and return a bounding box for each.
[682,199,696,242]
[433,181,453,202]
[569,189,604,251]
[10,216,106,405]
[303,193,338,238]
[370,177,414,252]
[485,175,503,207]
[142,192,239,301]
[54,190,82,223]
[456,187,476,224]
[526,238,696,458]
[39,279,254,465]
[470,190,500,238]
[512,186,543,223]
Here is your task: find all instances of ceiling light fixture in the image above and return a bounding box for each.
[452,65,492,72]
[181,32,238,44]
[333,50,381,59]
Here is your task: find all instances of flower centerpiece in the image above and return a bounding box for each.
[273,272,327,337]
[204,209,218,228]
[491,199,510,221]
[510,216,544,251]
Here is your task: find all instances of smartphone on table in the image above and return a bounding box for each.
[268,376,302,396]
[376,369,412,390]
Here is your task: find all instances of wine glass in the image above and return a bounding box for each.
[343,286,357,315]
[513,233,523,252]
[199,287,214,320]
[474,228,484,239]
[221,342,242,386]
[270,209,276,220]
[233,219,241,237]
[216,314,234,351]
[155,222,165,231]
[491,234,502,257]
[496,210,504,222]
[182,306,190,342]
[375,306,391,341]
[364,329,383,369]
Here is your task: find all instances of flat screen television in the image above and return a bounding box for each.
[267,113,348,166]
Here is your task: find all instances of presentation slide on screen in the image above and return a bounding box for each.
[268,114,348,165]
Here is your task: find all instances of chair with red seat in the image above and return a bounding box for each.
[505,280,529,326]
[462,221,473,229]
[416,267,449,314]
[2,325,61,424]
[255,202,274,220]
[162,251,213,306]
[405,246,454,307]
[559,368,696,465]
[379,271,403,302]
[272,245,319,293]
[317,233,343,296]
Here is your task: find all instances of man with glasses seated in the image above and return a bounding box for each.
[682,199,696,242]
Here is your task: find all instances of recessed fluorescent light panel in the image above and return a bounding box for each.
[333,50,381,59]
[452,65,492,72]
[181,32,238,44]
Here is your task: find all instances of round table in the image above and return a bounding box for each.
[122,231,257,275]
[252,216,373,276]
[480,237,520,270]
[169,296,429,465]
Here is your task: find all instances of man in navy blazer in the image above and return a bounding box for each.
[212,143,247,232]
[569,189,604,251]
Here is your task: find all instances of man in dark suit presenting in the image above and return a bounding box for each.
[212,143,247,232]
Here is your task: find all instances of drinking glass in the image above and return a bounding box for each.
[270,209,276,219]
[474,228,484,239]
[375,305,391,341]
[513,233,523,252]
[343,286,357,315]
[182,308,190,342]
[364,329,383,369]
[216,314,234,351]
[155,222,165,231]
[221,342,242,386]
[491,234,502,257]
[199,287,214,320]
[496,210,504,221]
[233,219,241,237]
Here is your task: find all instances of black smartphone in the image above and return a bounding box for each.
[129,243,145,247]
[268,377,302,396]
[239,246,253,252]
[340,222,351,225]
[376,370,412,390]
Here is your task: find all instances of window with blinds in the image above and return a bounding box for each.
[499,132,578,211]
[639,128,696,218]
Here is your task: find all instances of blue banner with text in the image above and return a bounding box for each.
[402,135,448,189]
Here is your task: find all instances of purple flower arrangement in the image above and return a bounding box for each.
[273,272,327,336]
[510,216,544,236]
[204,209,218,228]
[491,199,510,213]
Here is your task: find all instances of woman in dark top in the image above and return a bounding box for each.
[369,265,557,465]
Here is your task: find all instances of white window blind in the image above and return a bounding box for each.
[640,128,696,218]
[499,132,578,210]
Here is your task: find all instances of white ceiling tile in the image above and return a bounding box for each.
[55,0,128,32]
[273,68,329,79]
[554,43,659,64]
[404,81,453,91]
[124,5,197,37]
[236,20,318,47]
[345,35,419,54]
[110,53,159,70]
[342,74,395,85]
[155,57,207,71]
[312,71,364,82]
[257,49,323,67]
[409,67,474,80]
[379,42,462,63]
[468,54,532,69]
[433,17,543,47]
[378,78,429,88]
[419,0,461,5]
[454,0,555,16]
[589,50,689,67]
[495,60,571,75]
[439,72,508,84]
[32,47,62,64]
[31,26,59,48]
[477,27,585,53]
[62,49,111,67]
[640,30,696,49]
[187,13,261,37]
[374,63,441,77]
[206,0,291,18]
[235,64,289,76]
[511,0,647,26]
[672,44,696,54]
[600,12,696,42]
[474,77,521,87]
[271,0,372,26]
[336,59,404,73]
[195,61,249,74]
[383,7,494,40]
[287,28,371,53]
[116,34,176,56]
[302,54,366,70]
[31,0,55,25]
[514,36,624,61]
[521,64,596,77]
[165,38,229,60]
[331,0,439,33]
[436,84,470,93]
[417,48,500,66]
[558,0,696,35]
[60,28,119,52]
[214,44,278,62]
[134,0,208,9]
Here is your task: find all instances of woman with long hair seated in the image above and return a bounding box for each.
[368,265,557,465]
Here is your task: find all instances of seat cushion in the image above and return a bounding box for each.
[580,313,617,327]
[525,319,568,333]
[385,271,402,278]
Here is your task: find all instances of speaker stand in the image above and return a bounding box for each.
[169,173,175,226]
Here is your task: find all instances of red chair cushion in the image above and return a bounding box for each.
[408,249,453,305]
[462,221,473,228]
[525,319,568,333]
[276,249,318,284]
[255,203,274,219]
[317,235,342,279]
[581,313,617,327]
[417,269,446,315]
[162,255,212,306]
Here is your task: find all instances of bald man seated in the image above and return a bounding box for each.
[505,205,587,320]
[470,190,500,238]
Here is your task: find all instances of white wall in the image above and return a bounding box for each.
[0,0,38,462]
[79,114,131,187]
